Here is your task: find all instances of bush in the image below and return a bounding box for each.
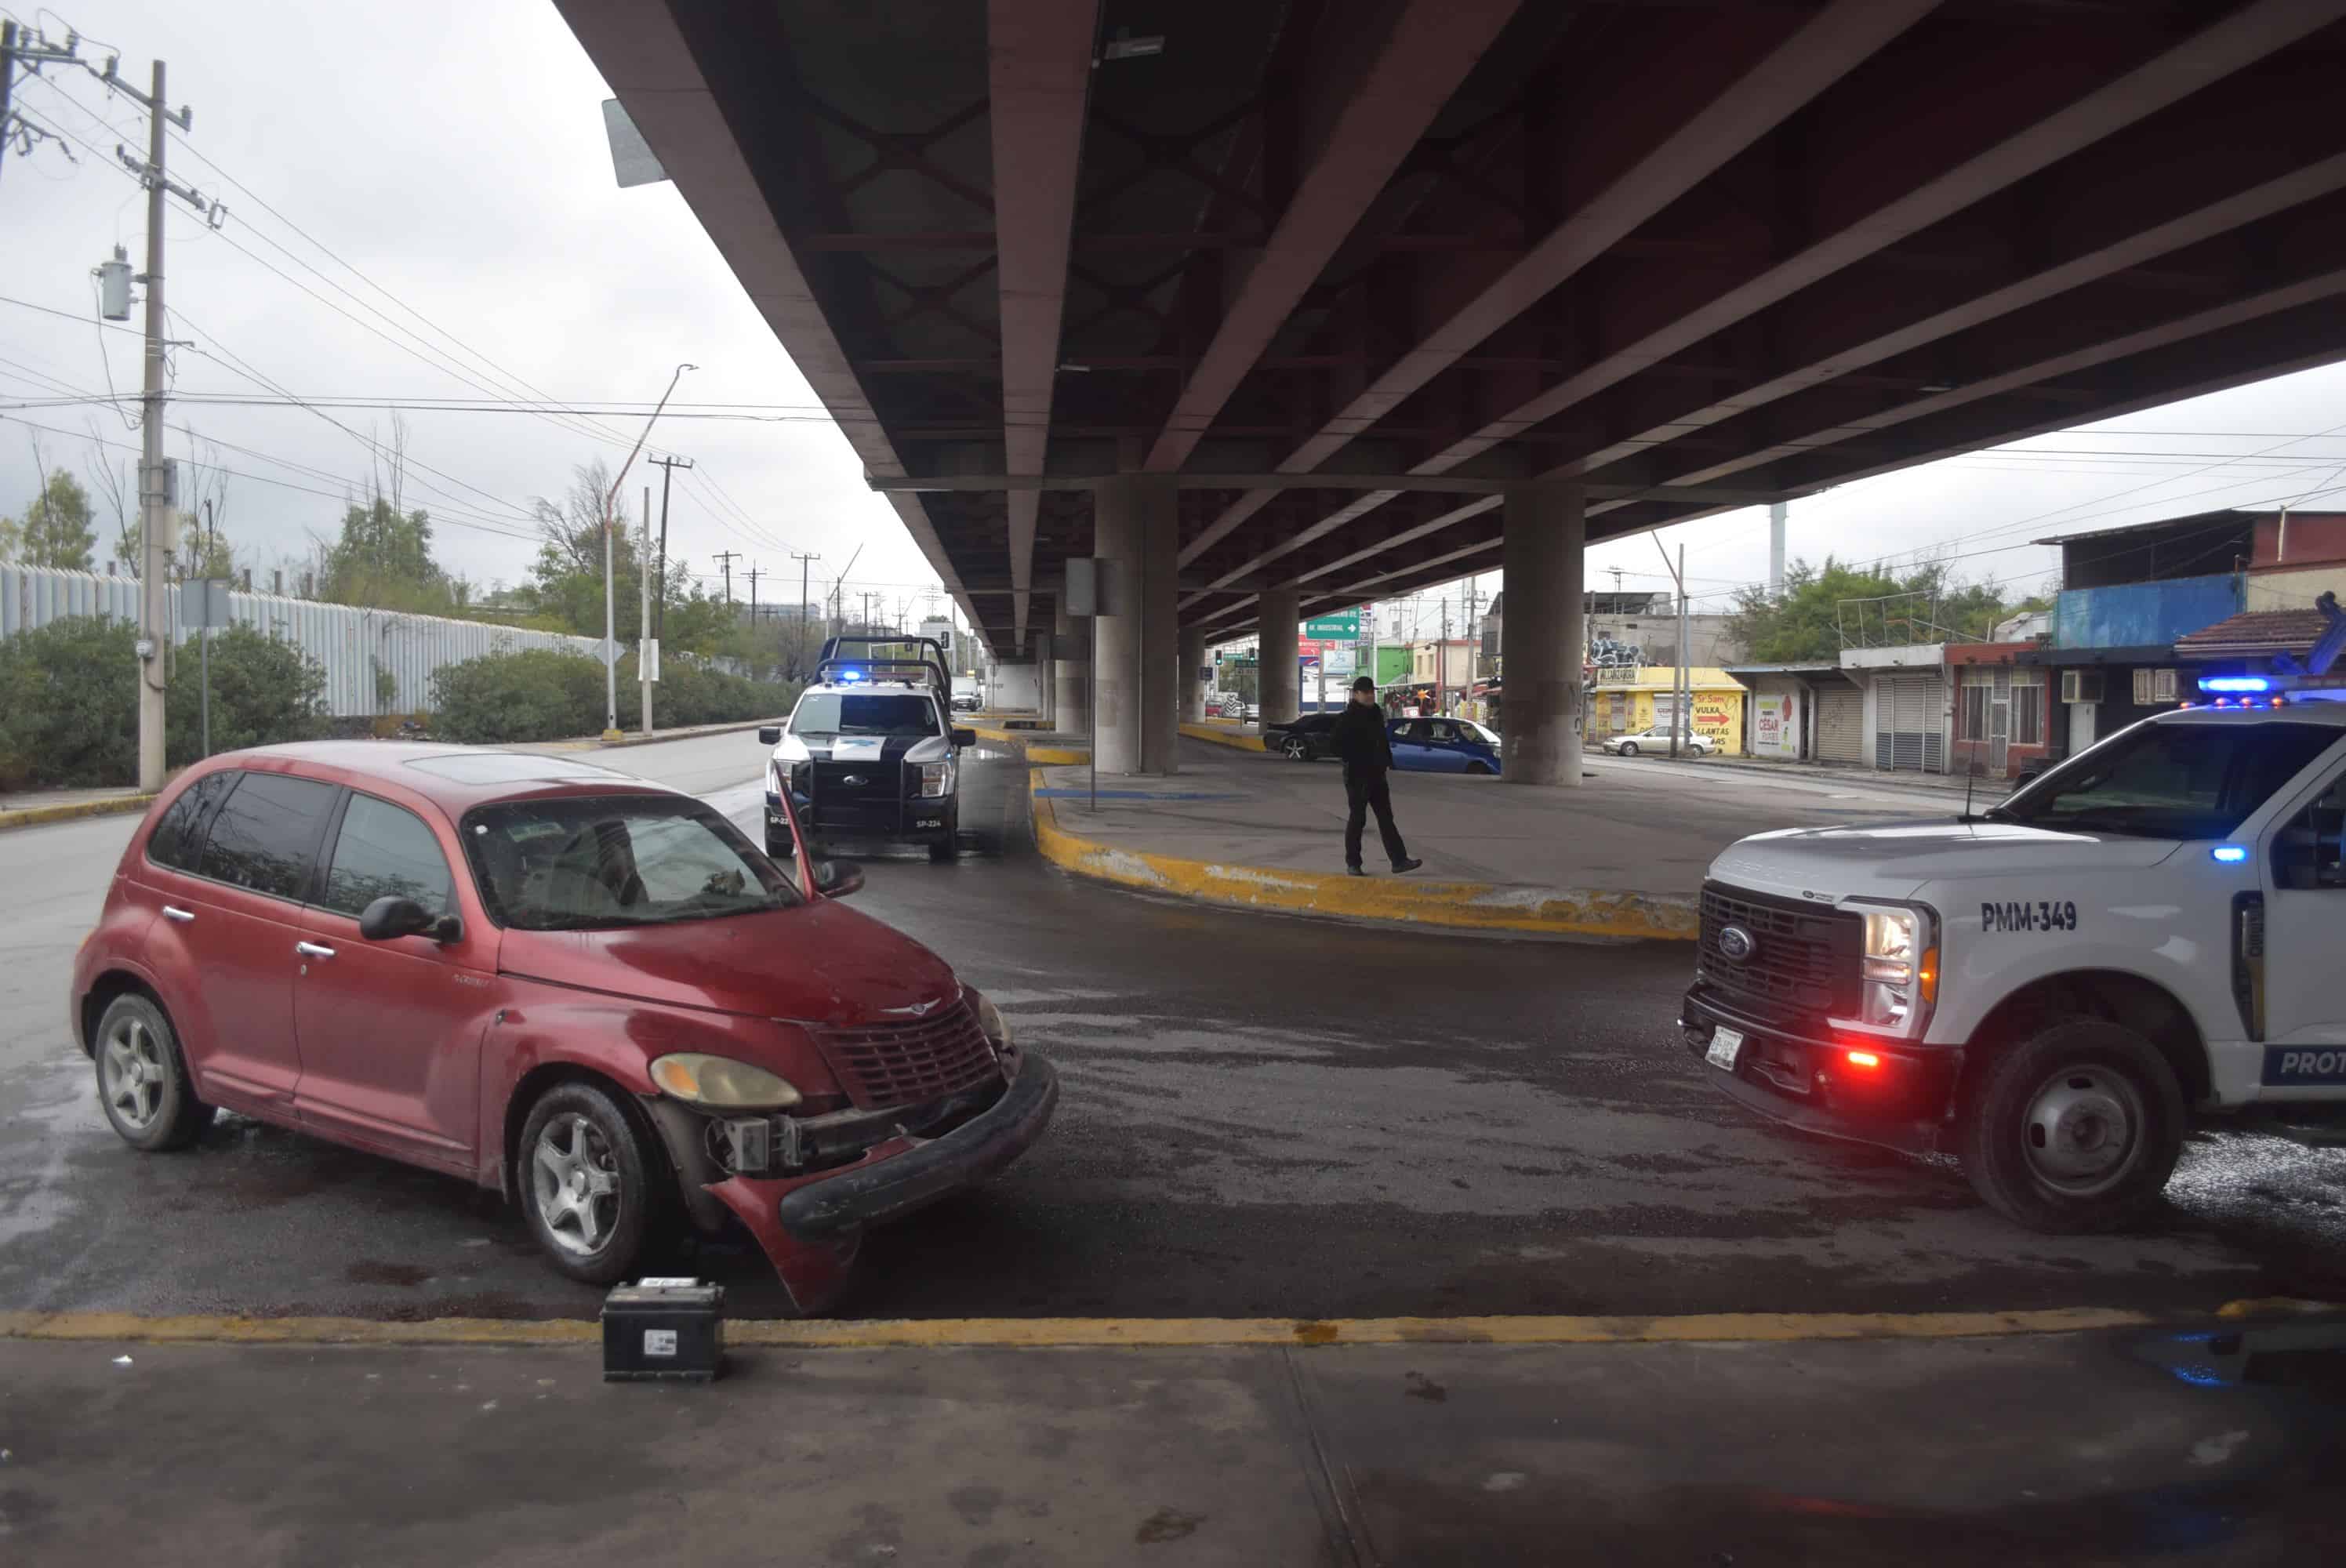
[427,647,796,745]
[427,648,605,744]
[0,617,330,790]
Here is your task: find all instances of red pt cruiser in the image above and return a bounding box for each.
[70,744,1057,1313]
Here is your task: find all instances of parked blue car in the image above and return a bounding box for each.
[1386,716,1503,775]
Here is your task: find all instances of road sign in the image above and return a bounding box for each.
[1304,609,1360,639]
[1322,645,1356,677]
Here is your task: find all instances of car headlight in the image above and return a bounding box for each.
[970,988,1012,1054]
[917,760,956,798]
[1831,903,1938,1039]
[648,1053,803,1110]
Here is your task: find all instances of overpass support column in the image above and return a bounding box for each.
[1179,626,1207,724]
[1094,474,1179,775]
[1052,582,1088,738]
[1258,588,1300,725]
[1501,481,1585,788]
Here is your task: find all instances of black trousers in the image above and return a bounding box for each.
[1344,768,1409,867]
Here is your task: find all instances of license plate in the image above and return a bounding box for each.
[1705,1026,1745,1072]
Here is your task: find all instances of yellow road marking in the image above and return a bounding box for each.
[1,1301,2328,1349]
[0,794,154,832]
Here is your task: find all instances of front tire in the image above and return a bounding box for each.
[766,826,797,861]
[518,1081,659,1284]
[1282,735,1312,760]
[1958,1020,2185,1233]
[94,993,215,1152]
[1618,741,1638,757]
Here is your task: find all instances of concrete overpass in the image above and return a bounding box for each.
[557,0,2346,781]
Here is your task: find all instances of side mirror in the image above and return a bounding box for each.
[757,726,783,746]
[950,728,977,749]
[359,895,459,944]
[813,858,864,898]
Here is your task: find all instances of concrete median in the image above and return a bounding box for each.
[1028,766,1696,939]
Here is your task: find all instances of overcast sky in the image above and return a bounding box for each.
[6,2,2346,646]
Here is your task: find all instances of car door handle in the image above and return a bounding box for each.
[294,942,336,960]
[162,906,195,923]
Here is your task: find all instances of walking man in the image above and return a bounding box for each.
[1332,675,1423,876]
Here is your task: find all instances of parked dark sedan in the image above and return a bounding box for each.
[1266,712,1341,760]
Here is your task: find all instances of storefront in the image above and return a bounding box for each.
[1723,663,1858,762]
[1946,643,2049,779]
[1587,666,1747,754]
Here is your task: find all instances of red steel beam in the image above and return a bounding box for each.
[1211,0,2345,604]
[990,0,1099,648]
[1142,0,1521,474]
[550,0,985,635]
[1513,0,2346,486]
[1175,0,1935,572]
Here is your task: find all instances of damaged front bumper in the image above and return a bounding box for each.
[654,1051,1059,1316]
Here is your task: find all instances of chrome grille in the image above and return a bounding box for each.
[1698,882,1861,1020]
[818,1001,1000,1109]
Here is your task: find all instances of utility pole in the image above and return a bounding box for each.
[639,484,653,736]
[714,550,738,607]
[1,23,16,189]
[113,59,200,794]
[746,564,761,626]
[1768,501,1788,595]
[648,453,692,641]
[790,550,819,678]
[597,363,695,739]
[1653,535,1690,760]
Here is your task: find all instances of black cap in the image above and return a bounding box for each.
[1351,675,1376,693]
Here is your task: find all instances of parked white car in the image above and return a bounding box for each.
[1603,728,1715,757]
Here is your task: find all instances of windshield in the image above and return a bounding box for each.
[463,794,802,931]
[1991,720,2340,840]
[791,692,939,737]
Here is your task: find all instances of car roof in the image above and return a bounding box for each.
[182,742,677,811]
[2153,700,2346,728]
[797,681,939,697]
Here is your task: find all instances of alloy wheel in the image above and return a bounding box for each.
[100,1015,167,1132]
[2020,1066,2145,1197]
[532,1112,623,1256]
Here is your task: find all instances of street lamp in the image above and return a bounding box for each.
[601,362,695,739]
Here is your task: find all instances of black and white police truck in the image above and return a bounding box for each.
[1685,596,2346,1232]
[760,637,975,863]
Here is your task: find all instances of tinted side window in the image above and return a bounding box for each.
[196,773,338,900]
[147,771,238,873]
[322,794,452,918]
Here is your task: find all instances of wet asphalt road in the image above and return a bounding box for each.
[2,731,2343,1323]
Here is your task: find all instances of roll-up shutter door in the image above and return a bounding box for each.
[1815,684,1863,764]
[1874,675,1947,772]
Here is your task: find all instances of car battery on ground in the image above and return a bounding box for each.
[601,1278,725,1382]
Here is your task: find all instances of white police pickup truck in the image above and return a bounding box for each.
[1683,668,2346,1232]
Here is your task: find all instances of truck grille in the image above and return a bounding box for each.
[810,760,909,830]
[1698,882,1861,1021]
[817,1001,1000,1109]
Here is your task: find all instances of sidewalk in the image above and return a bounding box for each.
[1026,736,1954,939]
[0,1313,2333,1565]
[0,785,155,832]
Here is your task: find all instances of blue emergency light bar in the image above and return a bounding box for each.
[2199,676,2271,692]
[2212,845,2249,863]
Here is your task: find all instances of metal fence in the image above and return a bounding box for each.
[1,564,606,718]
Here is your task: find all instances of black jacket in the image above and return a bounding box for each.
[1331,702,1393,775]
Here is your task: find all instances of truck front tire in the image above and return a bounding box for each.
[1958,1019,2185,1233]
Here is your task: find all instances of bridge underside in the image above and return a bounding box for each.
[561,0,2346,771]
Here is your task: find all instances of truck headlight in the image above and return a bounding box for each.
[1833,903,1938,1039]
[917,760,956,798]
[649,1053,803,1110]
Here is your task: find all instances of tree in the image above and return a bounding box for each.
[17,468,100,571]
[319,492,454,612]
[1723,555,2029,663]
[520,459,713,643]
[0,512,21,563]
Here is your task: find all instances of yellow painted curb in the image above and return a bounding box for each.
[1,1301,2328,1350]
[0,793,155,832]
[1181,721,1266,753]
[1027,768,1694,939]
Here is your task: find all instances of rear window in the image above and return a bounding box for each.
[147,771,238,873]
[791,693,939,737]
[195,773,339,899]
